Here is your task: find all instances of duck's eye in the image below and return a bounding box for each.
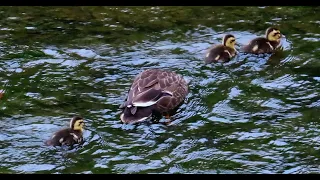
[230,39,235,43]
[273,32,280,37]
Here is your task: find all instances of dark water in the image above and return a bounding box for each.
[0,6,320,174]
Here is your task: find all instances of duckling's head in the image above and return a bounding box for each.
[223,34,236,49]
[70,116,85,132]
[266,27,282,42]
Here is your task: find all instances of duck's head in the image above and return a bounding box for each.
[266,27,283,42]
[70,116,85,132]
[223,34,236,50]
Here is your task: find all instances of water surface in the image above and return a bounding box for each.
[0,6,320,174]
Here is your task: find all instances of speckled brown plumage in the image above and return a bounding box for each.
[120,69,189,124]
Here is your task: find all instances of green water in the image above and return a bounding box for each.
[0,6,320,174]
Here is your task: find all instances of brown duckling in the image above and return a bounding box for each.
[119,69,189,124]
[45,116,85,146]
[241,27,283,54]
[204,34,237,64]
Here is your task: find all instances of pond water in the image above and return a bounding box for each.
[0,6,320,174]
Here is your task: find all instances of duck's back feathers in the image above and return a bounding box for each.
[120,69,189,124]
[241,37,280,54]
[205,45,236,64]
[45,128,83,146]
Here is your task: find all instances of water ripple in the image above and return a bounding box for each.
[0,6,320,174]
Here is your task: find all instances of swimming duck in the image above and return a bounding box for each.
[241,27,283,54]
[45,116,85,146]
[205,34,237,64]
[119,69,189,124]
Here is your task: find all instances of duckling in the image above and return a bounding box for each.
[119,69,189,124]
[241,27,283,54]
[45,116,85,147]
[204,34,238,64]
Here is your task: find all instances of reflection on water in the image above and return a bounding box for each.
[0,6,320,174]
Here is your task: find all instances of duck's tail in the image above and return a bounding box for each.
[120,106,154,124]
